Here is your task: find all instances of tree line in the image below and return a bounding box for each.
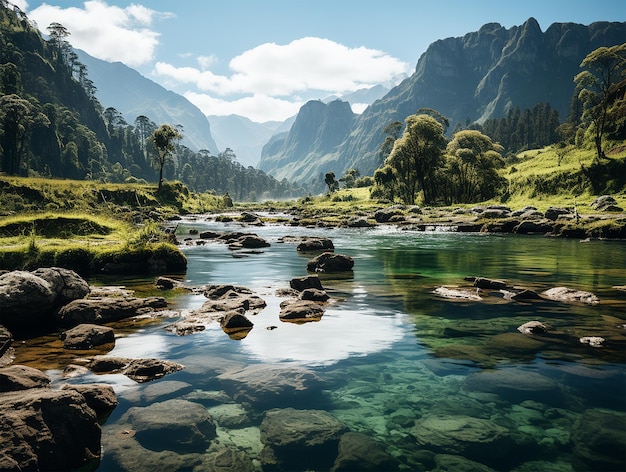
[0,3,303,201]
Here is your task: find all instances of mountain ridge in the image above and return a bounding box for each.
[258,18,626,185]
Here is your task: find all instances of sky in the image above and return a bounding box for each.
[12,0,626,123]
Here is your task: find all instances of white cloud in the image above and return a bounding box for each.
[27,0,169,66]
[185,92,302,123]
[197,55,218,70]
[10,0,29,10]
[155,37,410,97]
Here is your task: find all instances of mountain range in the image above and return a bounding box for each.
[259,18,626,185]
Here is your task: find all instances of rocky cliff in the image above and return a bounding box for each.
[258,18,626,185]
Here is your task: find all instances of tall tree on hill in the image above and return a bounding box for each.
[149,123,182,192]
[574,43,626,160]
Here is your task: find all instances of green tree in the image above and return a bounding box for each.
[378,121,402,165]
[385,113,447,204]
[442,130,506,203]
[149,123,182,192]
[574,43,626,160]
[324,171,338,193]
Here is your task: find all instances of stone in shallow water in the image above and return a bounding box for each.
[541,287,599,305]
[464,369,561,405]
[411,415,514,468]
[571,408,626,471]
[122,398,217,453]
[330,432,399,472]
[260,407,348,470]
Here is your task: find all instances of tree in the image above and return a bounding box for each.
[378,121,402,165]
[574,43,626,160]
[385,113,447,204]
[324,171,338,193]
[442,130,506,203]
[339,168,360,188]
[149,123,182,192]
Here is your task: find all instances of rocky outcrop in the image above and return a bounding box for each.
[57,296,168,327]
[61,383,117,420]
[307,252,354,272]
[260,408,349,471]
[0,268,90,332]
[61,323,115,349]
[0,364,50,392]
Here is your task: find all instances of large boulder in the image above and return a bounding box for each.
[56,296,168,327]
[260,408,348,471]
[307,252,354,273]
[0,268,89,332]
[0,388,102,471]
[122,398,217,453]
[0,365,51,392]
[61,323,115,349]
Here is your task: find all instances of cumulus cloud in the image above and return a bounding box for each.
[185,92,303,123]
[27,0,168,66]
[157,37,409,97]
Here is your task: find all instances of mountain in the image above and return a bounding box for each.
[259,99,356,183]
[259,18,626,185]
[208,115,291,168]
[324,85,390,108]
[76,50,218,154]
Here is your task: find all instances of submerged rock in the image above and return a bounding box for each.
[411,415,514,467]
[331,432,399,472]
[572,408,626,471]
[464,369,561,404]
[88,356,184,382]
[122,399,217,453]
[57,296,168,327]
[434,287,482,301]
[517,321,550,335]
[260,408,348,471]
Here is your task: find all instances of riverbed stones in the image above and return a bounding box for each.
[88,355,184,382]
[57,296,168,327]
[579,336,605,347]
[122,398,217,452]
[410,415,513,467]
[260,408,348,471]
[434,286,482,301]
[220,311,253,335]
[306,252,354,272]
[541,286,600,305]
[61,323,115,349]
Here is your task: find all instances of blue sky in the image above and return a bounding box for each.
[14,0,626,122]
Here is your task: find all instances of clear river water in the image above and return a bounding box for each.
[39,218,626,471]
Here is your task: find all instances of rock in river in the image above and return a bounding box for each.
[307,252,354,273]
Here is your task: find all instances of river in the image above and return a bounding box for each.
[54,218,626,470]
